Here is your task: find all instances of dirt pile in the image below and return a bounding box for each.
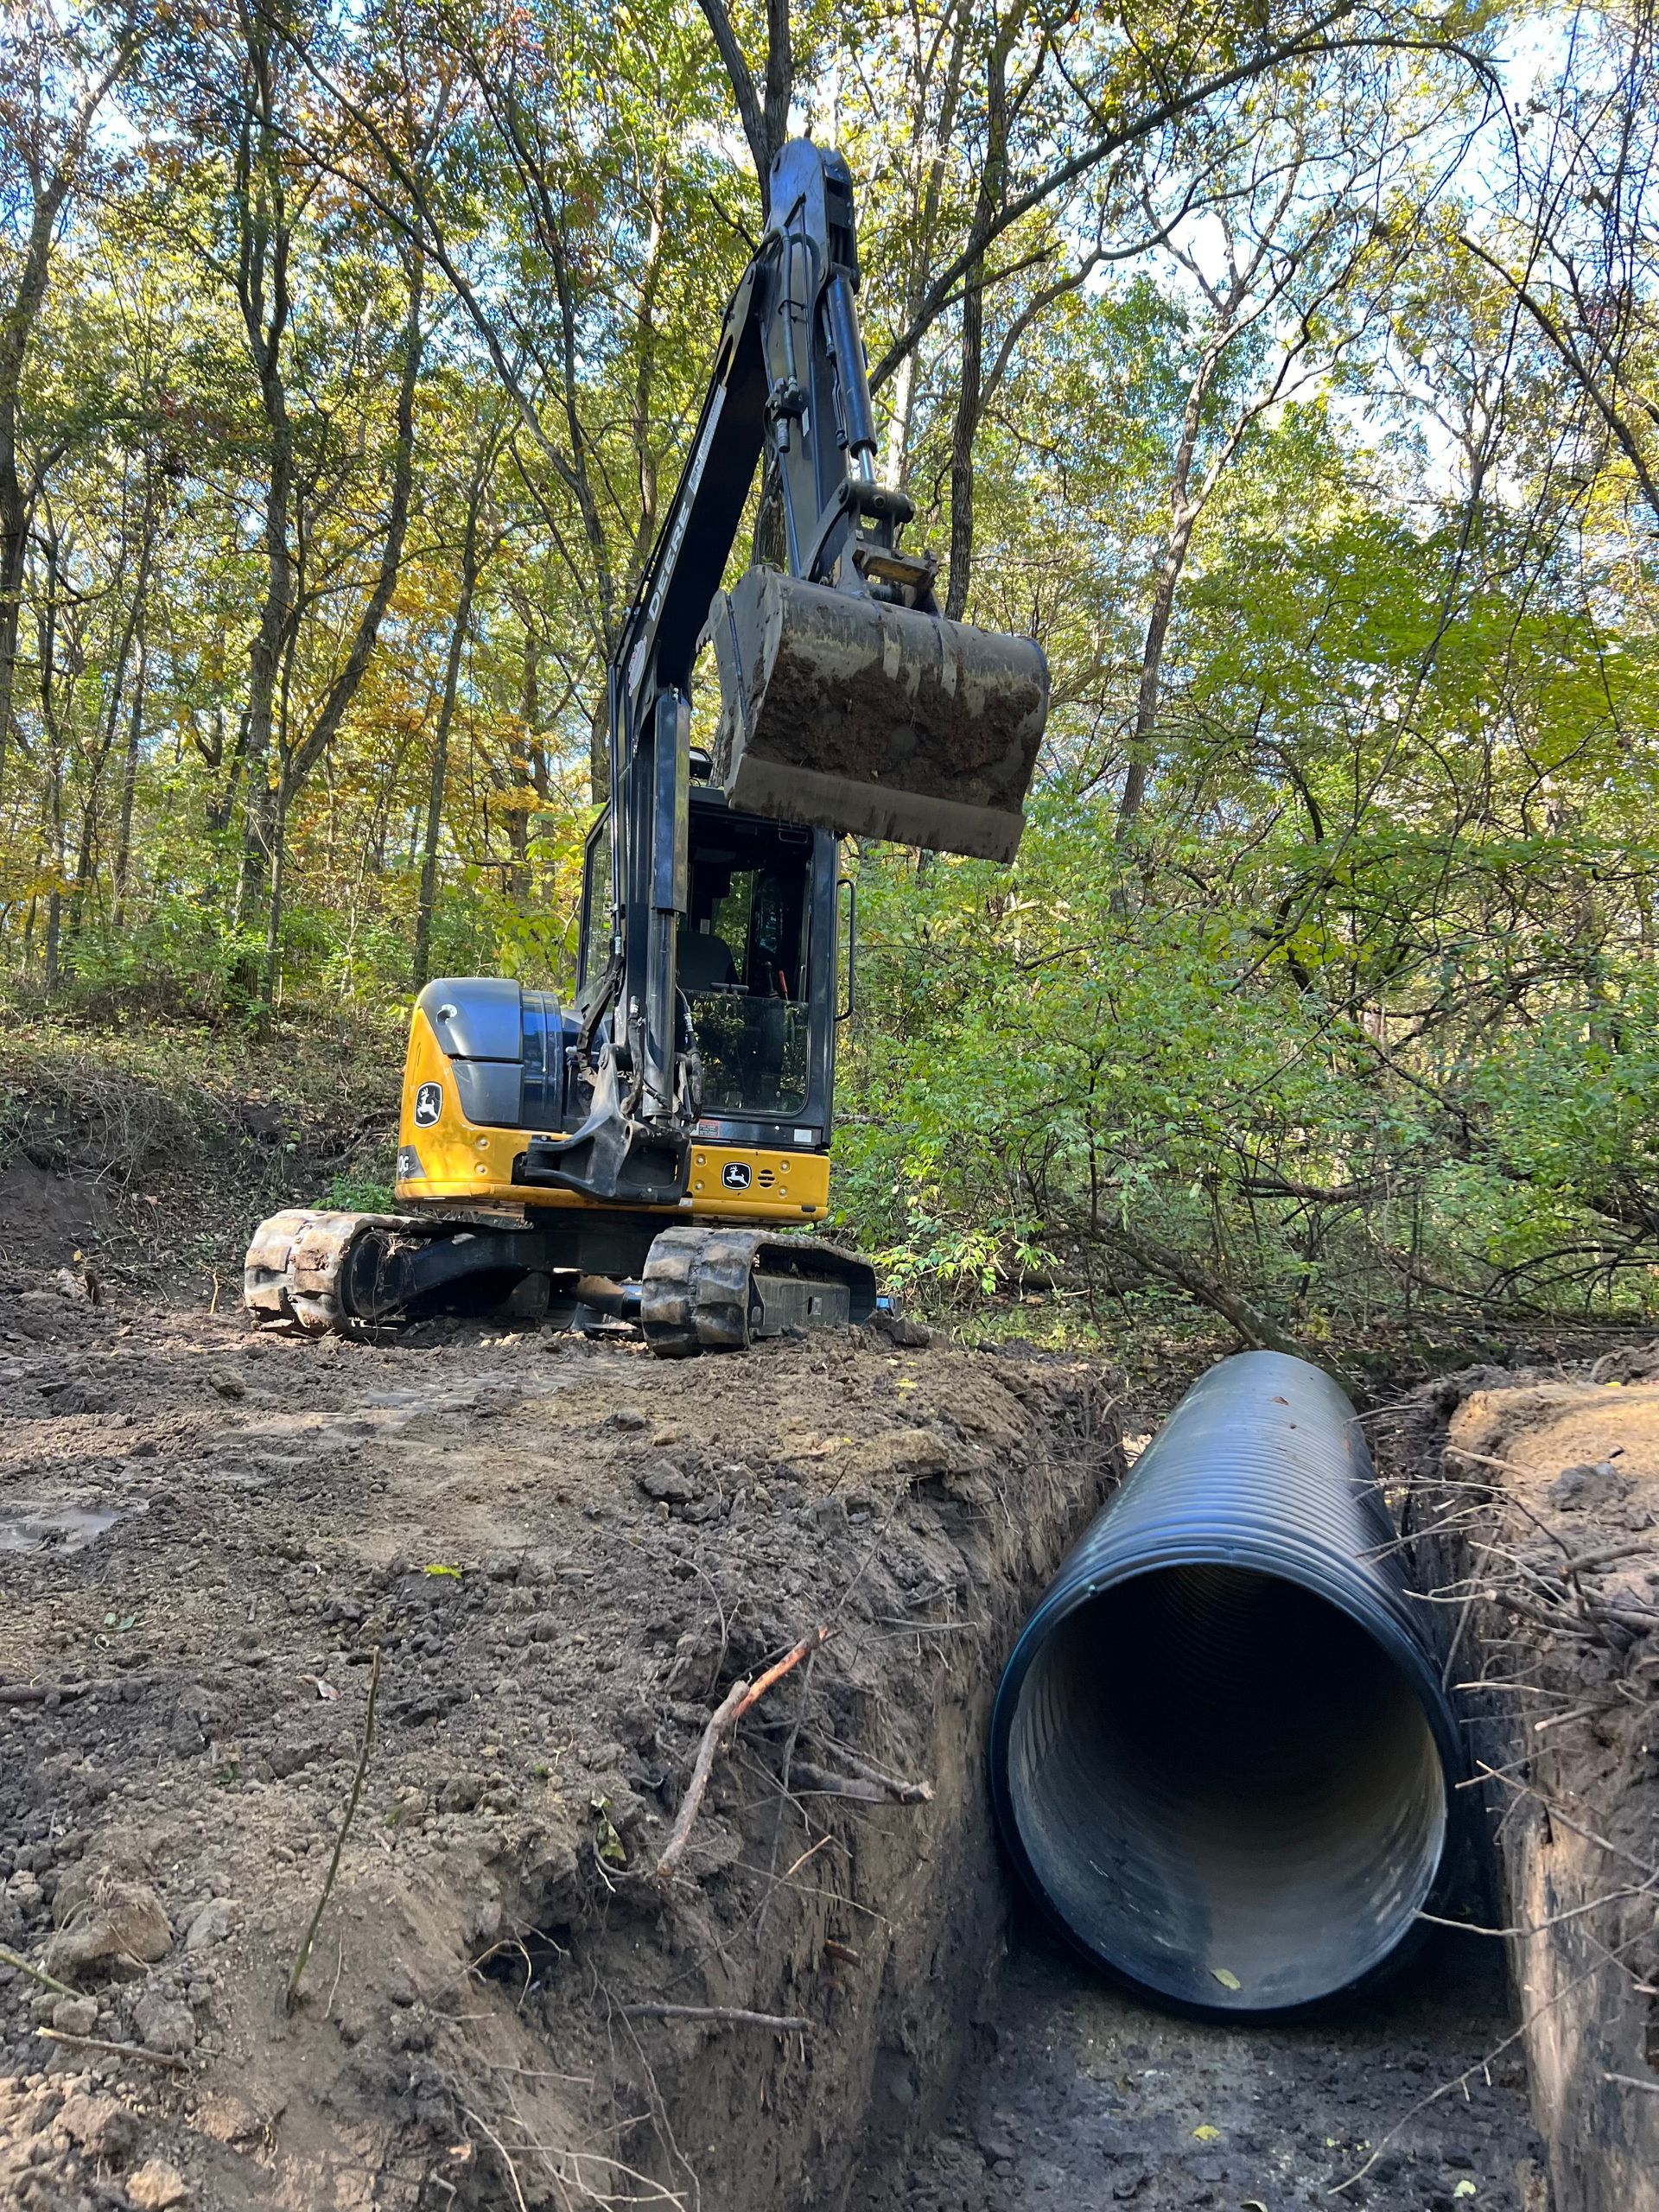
[0,1029,397,1299]
[0,1268,1115,2211]
[1387,1358,1659,2212]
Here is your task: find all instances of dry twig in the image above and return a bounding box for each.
[288,1643,383,2010]
[0,1944,77,1998]
[0,1681,92,1707]
[620,2002,813,2032]
[810,1741,933,1803]
[654,1629,828,1883]
[36,2027,187,2070]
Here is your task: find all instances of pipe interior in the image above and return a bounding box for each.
[1007,1564,1447,2010]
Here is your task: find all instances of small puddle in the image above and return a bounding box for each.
[0,1501,131,1554]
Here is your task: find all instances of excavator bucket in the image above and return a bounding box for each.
[708,567,1049,862]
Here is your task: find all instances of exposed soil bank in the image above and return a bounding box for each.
[0,1269,1115,2210]
[1390,1363,1659,2212]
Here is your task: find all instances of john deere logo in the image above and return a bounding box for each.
[721,1161,751,1190]
[413,1082,443,1127]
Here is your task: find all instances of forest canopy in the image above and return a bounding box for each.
[3,0,1656,1351]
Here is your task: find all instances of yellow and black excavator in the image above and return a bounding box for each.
[245,142,1048,1356]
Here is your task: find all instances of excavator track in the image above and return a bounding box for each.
[639,1224,878,1357]
[245,1209,403,1335]
[246,1211,880,1352]
[244,1207,540,1336]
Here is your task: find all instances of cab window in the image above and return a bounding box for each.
[680,827,810,1117]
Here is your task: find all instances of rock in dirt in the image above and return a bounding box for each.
[182,1897,235,1951]
[126,2157,192,2209]
[1546,1459,1632,1510]
[57,2089,137,2160]
[47,1871,171,1977]
[49,1993,99,2035]
[869,1313,931,1349]
[133,1986,197,2055]
[638,1457,698,1503]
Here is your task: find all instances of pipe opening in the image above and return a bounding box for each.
[1007,1564,1448,2012]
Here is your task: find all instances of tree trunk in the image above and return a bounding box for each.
[1115,308,1238,839]
[261,770,290,1010]
[508,628,537,902]
[944,4,1020,623]
[232,31,296,950]
[111,632,146,928]
[70,483,155,942]
[1114,506,1197,836]
[944,267,985,626]
[0,27,137,785]
[413,479,486,988]
[42,753,64,994]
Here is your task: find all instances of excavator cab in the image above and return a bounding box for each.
[579,790,838,1149]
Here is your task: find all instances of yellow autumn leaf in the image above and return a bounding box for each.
[1211,1967,1242,1990]
[1192,2125,1220,2142]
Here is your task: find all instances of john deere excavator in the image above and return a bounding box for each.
[245,141,1048,1356]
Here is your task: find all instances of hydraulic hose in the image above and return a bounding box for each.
[988,1351,1463,2013]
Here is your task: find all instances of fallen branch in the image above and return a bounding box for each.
[36,2027,186,2071]
[0,1944,78,1998]
[288,1644,383,2010]
[730,1628,829,1726]
[0,1681,92,1707]
[655,1629,828,1883]
[791,1761,932,1806]
[620,2002,813,2032]
[791,1765,891,1803]
[814,1742,933,1804]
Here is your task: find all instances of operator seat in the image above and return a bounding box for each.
[678,925,739,994]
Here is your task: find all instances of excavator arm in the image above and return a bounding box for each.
[543,139,1050,1213]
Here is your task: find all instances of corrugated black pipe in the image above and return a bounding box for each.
[988,1351,1463,2014]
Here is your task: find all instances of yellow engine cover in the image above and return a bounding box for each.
[394,1002,830,1222]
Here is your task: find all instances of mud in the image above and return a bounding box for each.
[875,1915,1547,2212]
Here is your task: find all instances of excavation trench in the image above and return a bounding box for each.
[0,1283,1553,2212]
[468,1353,1541,2212]
[988,1354,1466,2016]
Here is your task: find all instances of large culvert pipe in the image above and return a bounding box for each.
[988,1351,1463,2013]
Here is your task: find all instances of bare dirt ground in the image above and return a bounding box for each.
[0,1262,1113,2211]
[0,1252,1551,2212]
[1385,1358,1659,2212]
[886,1916,1546,2212]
